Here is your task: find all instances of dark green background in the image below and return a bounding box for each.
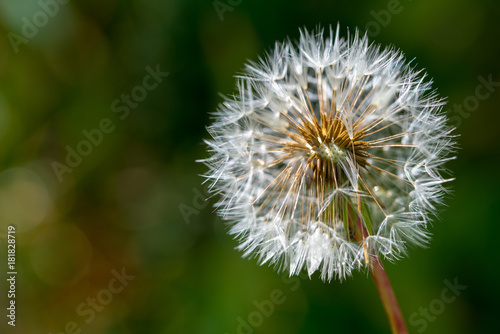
[0,0,498,333]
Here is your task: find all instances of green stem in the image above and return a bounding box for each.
[353,215,408,334]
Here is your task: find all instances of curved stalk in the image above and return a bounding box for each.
[353,215,408,334]
[369,256,408,333]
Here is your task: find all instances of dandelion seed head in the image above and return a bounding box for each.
[201,26,456,281]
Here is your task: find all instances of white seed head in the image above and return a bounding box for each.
[201,26,456,281]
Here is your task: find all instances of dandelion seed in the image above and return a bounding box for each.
[200,26,456,283]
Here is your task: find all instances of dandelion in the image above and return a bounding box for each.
[201,26,455,333]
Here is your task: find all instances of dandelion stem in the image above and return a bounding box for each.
[369,256,408,334]
[353,216,408,334]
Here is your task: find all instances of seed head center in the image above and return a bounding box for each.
[314,141,346,163]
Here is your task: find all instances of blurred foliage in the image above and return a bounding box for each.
[0,0,499,333]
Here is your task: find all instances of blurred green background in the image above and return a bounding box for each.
[0,0,498,333]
